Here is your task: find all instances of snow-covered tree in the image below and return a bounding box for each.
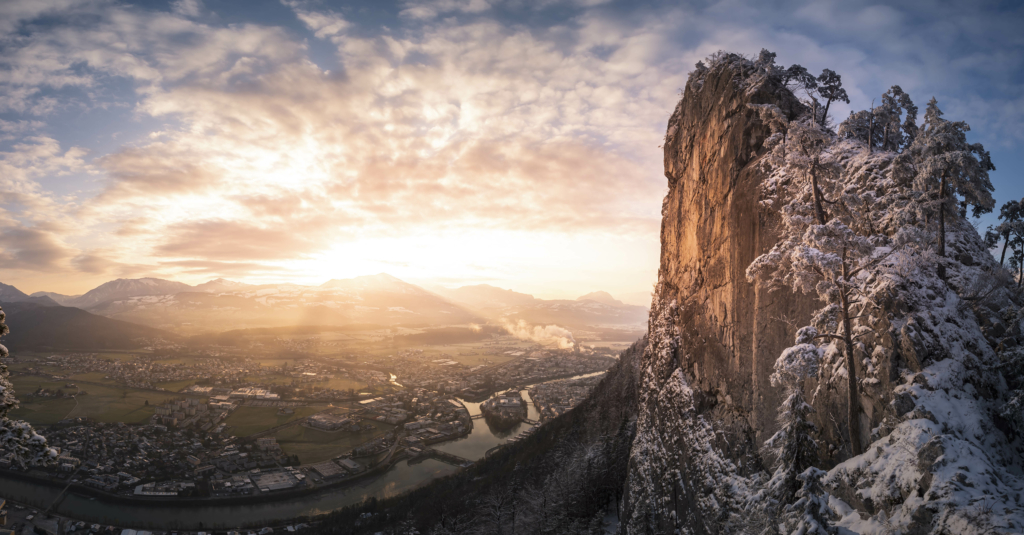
[878,85,918,151]
[763,327,823,504]
[748,152,884,457]
[0,305,58,467]
[1001,345,1024,433]
[897,98,995,277]
[781,65,818,93]
[992,199,1024,267]
[780,468,836,535]
[837,86,917,155]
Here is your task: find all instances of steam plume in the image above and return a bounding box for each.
[501,319,575,349]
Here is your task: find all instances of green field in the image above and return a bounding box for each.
[7,376,180,425]
[223,406,321,437]
[70,372,120,385]
[156,379,197,392]
[324,377,365,391]
[239,375,297,386]
[275,421,393,464]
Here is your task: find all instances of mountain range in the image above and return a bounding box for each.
[0,275,648,337]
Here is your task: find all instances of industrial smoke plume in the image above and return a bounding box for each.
[501,319,575,349]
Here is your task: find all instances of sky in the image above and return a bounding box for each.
[0,0,1021,304]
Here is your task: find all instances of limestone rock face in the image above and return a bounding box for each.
[658,58,815,447]
[622,57,816,535]
[622,55,1024,535]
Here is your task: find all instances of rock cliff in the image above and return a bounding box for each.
[622,53,1024,534]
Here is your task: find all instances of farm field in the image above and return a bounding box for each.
[275,421,394,464]
[7,376,184,425]
[70,372,120,385]
[223,406,321,437]
[156,379,197,392]
[324,376,365,391]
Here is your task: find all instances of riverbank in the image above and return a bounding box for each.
[0,458,461,529]
[0,372,603,529]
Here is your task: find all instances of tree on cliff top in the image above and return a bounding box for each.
[815,69,849,124]
[991,198,1024,267]
[0,305,58,467]
[896,98,995,277]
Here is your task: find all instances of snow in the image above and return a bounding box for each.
[633,51,1024,534]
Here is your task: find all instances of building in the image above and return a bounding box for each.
[338,458,364,474]
[310,461,346,478]
[252,469,303,492]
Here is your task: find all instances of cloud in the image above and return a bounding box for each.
[0,0,1021,294]
[171,0,203,18]
[0,225,75,271]
[154,219,328,261]
[158,259,289,276]
[399,0,492,20]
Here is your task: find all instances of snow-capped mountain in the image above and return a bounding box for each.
[192,278,253,293]
[434,284,648,327]
[80,274,481,332]
[69,277,194,308]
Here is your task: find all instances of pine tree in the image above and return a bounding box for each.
[0,305,57,467]
[898,98,995,277]
[747,148,883,456]
[993,199,1024,267]
[837,86,917,154]
[763,327,824,505]
[816,69,850,123]
[1000,345,1024,433]
[781,468,836,535]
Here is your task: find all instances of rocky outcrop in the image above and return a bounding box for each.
[623,57,817,534]
[622,54,1024,534]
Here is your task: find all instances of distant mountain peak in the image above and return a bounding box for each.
[0,282,61,306]
[320,273,411,290]
[194,278,252,293]
[576,291,622,306]
[72,277,193,308]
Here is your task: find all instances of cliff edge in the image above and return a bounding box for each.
[622,53,1024,534]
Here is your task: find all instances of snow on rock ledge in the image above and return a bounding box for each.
[621,52,1024,534]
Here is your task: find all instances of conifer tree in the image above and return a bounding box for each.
[782,468,836,535]
[993,199,1024,267]
[747,120,885,456]
[816,69,849,123]
[898,98,995,277]
[0,305,57,467]
[763,327,823,505]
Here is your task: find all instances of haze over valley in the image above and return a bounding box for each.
[1,0,1023,534]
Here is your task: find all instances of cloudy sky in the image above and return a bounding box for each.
[0,0,1021,302]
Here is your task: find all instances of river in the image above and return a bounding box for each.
[0,370,606,529]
